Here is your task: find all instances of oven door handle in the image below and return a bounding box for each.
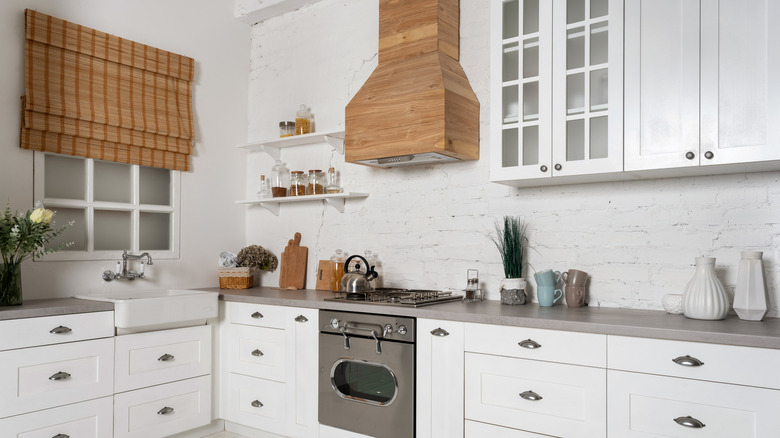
[340,324,383,355]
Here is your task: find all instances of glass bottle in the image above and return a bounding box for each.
[270,160,290,197]
[307,169,325,195]
[329,249,345,292]
[279,121,294,137]
[325,167,342,193]
[295,104,312,135]
[289,170,306,196]
[256,174,271,198]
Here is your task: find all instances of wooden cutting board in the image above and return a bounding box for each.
[279,232,308,290]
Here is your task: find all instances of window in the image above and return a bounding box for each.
[33,152,180,261]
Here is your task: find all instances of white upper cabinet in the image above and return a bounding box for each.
[625,0,780,172]
[491,0,623,185]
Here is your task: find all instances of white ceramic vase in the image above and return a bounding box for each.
[733,251,769,321]
[682,257,730,320]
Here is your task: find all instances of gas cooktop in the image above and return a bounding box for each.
[324,288,463,307]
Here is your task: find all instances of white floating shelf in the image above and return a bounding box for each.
[236,192,368,215]
[236,130,345,160]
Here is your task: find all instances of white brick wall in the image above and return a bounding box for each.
[244,0,780,316]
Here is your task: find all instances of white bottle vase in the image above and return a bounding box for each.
[682,257,730,320]
[733,251,769,321]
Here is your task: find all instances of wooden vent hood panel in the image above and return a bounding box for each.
[345,0,479,167]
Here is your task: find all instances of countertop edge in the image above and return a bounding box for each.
[0,298,114,320]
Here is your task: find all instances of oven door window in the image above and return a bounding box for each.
[331,359,398,406]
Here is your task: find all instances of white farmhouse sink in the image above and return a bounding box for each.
[75,289,218,334]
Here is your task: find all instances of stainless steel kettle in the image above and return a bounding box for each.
[340,255,378,293]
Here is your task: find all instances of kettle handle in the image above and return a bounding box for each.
[344,255,378,280]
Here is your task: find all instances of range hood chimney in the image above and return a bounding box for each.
[344,0,479,167]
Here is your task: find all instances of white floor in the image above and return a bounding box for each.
[202,433,247,438]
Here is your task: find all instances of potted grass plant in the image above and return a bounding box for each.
[490,216,529,305]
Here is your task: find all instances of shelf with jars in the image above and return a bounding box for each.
[235,130,345,161]
[236,192,368,216]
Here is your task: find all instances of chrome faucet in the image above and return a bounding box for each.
[102,250,154,281]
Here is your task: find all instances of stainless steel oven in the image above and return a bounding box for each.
[319,310,416,438]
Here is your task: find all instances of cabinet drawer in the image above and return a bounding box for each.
[0,396,113,437]
[0,311,114,351]
[0,337,114,418]
[227,323,286,382]
[114,374,211,438]
[608,370,780,437]
[608,335,780,390]
[465,420,552,437]
[464,323,606,367]
[226,372,287,436]
[465,352,606,438]
[229,301,287,329]
[115,324,211,393]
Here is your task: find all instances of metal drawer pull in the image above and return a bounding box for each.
[48,371,71,381]
[251,311,263,319]
[294,315,308,323]
[251,400,264,408]
[672,355,704,367]
[52,434,70,438]
[430,328,450,337]
[158,353,175,362]
[157,406,174,415]
[49,326,72,334]
[519,390,543,401]
[674,416,705,428]
[251,349,264,357]
[518,339,542,349]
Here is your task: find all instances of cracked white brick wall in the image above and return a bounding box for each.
[244,0,780,315]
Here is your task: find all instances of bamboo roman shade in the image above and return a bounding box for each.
[21,9,195,171]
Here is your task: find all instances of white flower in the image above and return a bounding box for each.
[30,208,54,224]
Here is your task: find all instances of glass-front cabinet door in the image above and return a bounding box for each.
[491,0,623,184]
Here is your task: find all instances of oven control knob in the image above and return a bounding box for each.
[397,325,407,335]
[330,318,340,330]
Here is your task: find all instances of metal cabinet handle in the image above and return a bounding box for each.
[48,371,71,381]
[251,400,264,408]
[518,339,542,349]
[685,151,695,160]
[52,435,70,438]
[157,406,174,415]
[519,390,543,401]
[294,315,308,323]
[672,355,704,367]
[430,328,450,337]
[540,165,548,173]
[251,349,264,357]
[251,311,263,319]
[554,163,562,171]
[158,353,175,362]
[674,416,705,428]
[704,151,714,160]
[49,325,72,334]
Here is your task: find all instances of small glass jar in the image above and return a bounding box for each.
[324,167,343,194]
[289,171,306,196]
[306,169,325,195]
[279,121,294,137]
[295,104,312,135]
[257,174,271,198]
[329,249,345,292]
[270,160,290,198]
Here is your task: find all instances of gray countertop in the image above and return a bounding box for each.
[0,298,114,321]
[210,287,780,349]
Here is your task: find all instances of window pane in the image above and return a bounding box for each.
[523,81,539,120]
[522,125,539,165]
[567,27,585,70]
[567,73,585,114]
[45,155,85,200]
[503,43,519,82]
[94,160,132,203]
[590,23,608,65]
[523,0,539,35]
[140,167,171,206]
[503,0,519,39]
[502,128,519,167]
[94,210,131,251]
[140,212,170,251]
[591,0,609,18]
[590,68,609,109]
[567,119,585,161]
[503,85,519,123]
[523,40,539,78]
[48,207,87,251]
[590,116,608,159]
[567,0,585,24]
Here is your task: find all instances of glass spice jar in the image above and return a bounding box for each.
[279,121,294,138]
[289,171,306,196]
[295,104,312,135]
[257,174,271,198]
[270,160,290,198]
[307,169,325,195]
[324,167,342,194]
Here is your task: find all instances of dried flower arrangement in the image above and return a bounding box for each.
[237,245,278,272]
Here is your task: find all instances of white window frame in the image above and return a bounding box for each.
[33,152,181,261]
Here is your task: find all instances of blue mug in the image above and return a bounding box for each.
[534,269,562,287]
[538,285,563,307]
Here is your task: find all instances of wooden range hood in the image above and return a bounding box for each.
[344,0,479,167]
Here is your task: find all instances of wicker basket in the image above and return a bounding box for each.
[218,267,254,289]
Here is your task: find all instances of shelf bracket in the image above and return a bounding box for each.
[259,202,280,216]
[263,145,281,161]
[324,135,344,154]
[324,197,346,213]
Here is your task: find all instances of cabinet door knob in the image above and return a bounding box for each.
[251,349,264,357]
[157,406,174,415]
[519,390,543,401]
[518,339,542,349]
[540,165,548,173]
[430,328,449,337]
[49,325,72,334]
[672,355,704,367]
[294,315,308,323]
[704,151,714,159]
[52,434,70,438]
[674,416,706,428]
[48,371,71,381]
[251,311,263,319]
[251,400,264,408]
[685,151,695,160]
[158,353,175,362]
[554,163,562,171]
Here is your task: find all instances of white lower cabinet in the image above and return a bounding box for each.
[465,420,551,437]
[226,372,287,434]
[0,396,113,437]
